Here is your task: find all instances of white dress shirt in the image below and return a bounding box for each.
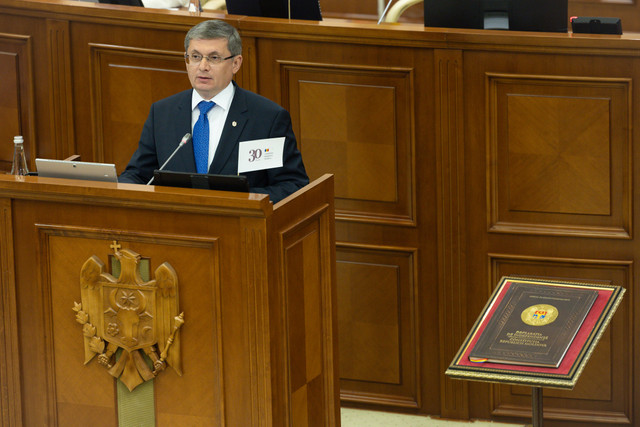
[191,82,235,170]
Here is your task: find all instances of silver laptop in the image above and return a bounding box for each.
[36,158,118,183]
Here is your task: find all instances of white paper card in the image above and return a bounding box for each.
[237,137,285,173]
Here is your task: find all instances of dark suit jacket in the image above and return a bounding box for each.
[119,83,309,203]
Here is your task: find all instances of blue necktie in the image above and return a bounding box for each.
[193,101,215,174]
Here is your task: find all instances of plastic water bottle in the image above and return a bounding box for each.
[188,0,201,12]
[10,136,29,176]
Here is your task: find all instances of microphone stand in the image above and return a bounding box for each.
[147,133,191,185]
[377,0,395,24]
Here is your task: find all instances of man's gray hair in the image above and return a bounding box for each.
[184,20,242,56]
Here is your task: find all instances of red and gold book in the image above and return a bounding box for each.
[468,281,597,368]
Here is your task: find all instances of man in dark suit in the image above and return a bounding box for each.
[119,20,309,203]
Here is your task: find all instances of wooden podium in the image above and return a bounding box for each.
[0,173,339,426]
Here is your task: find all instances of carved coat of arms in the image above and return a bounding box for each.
[73,247,184,391]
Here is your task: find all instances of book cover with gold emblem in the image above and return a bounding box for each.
[446,276,625,389]
[468,281,597,368]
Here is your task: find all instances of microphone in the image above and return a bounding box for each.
[377,0,394,24]
[147,133,191,185]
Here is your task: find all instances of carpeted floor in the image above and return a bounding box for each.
[341,408,528,427]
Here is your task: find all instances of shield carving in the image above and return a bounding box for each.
[73,246,184,391]
[102,284,156,352]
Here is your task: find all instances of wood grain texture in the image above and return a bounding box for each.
[0,198,23,427]
[280,60,416,225]
[272,175,340,426]
[47,19,74,160]
[88,43,187,165]
[487,73,632,238]
[434,48,469,420]
[337,244,419,408]
[1,0,639,424]
[0,33,34,172]
[0,173,338,426]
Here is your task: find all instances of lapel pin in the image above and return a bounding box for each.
[232,121,237,127]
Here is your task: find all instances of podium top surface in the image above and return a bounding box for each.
[0,173,273,217]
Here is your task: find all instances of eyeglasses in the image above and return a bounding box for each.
[184,53,235,65]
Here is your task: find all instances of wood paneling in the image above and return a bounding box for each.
[44,232,225,426]
[434,48,469,419]
[69,19,196,167]
[284,219,328,425]
[0,173,338,426]
[0,198,22,427]
[2,0,640,425]
[282,61,416,224]
[16,206,233,426]
[487,73,632,238]
[0,33,34,172]
[463,45,638,425]
[89,44,187,165]
[272,175,340,426]
[337,245,419,408]
[47,19,74,160]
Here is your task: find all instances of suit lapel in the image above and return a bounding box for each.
[209,85,248,174]
[170,90,197,173]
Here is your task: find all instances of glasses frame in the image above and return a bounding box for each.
[184,53,236,65]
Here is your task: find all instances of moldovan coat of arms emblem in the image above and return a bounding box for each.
[73,247,184,391]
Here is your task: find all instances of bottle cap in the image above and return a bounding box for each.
[13,136,24,145]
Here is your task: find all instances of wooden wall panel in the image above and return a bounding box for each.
[89,44,187,168]
[69,20,197,168]
[336,245,419,408]
[464,41,638,426]
[464,46,639,424]
[434,48,469,420]
[487,74,632,238]
[282,62,416,225]
[0,33,34,172]
[46,19,74,161]
[256,35,428,411]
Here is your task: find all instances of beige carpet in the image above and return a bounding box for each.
[341,408,527,427]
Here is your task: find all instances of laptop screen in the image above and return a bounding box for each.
[36,158,118,183]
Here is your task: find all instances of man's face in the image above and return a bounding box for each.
[185,37,242,100]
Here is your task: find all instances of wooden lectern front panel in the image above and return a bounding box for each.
[0,174,338,427]
[8,196,255,426]
[47,235,225,426]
